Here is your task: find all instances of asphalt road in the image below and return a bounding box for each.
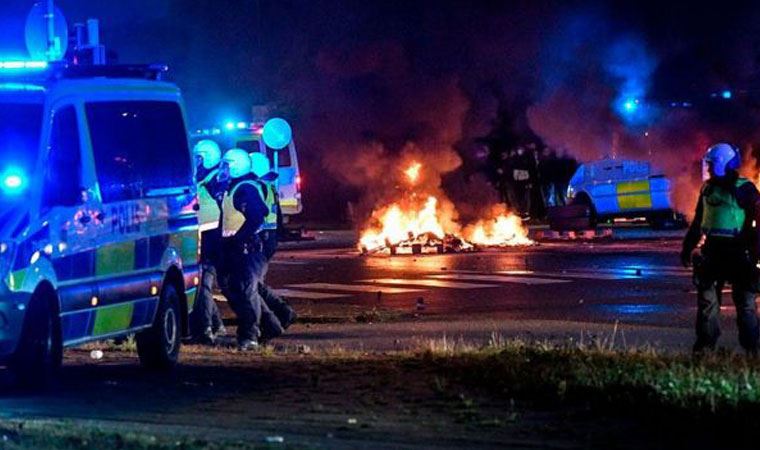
[267,233,734,353]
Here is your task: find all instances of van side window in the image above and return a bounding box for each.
[42,106,82,209]
[86,101,192,203]
[266,146,291,167]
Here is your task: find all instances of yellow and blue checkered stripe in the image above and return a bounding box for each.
[9,227,199,344]
[616,180,652,210]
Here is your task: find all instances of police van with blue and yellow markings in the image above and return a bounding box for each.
[0,61,199,384]
[566,158,681,228]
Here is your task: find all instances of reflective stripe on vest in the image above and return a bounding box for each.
[198,169,221,232]
[221,180,265,238]
[700,177,750,237]
[261,182,278,231]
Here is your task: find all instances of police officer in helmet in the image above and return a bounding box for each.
[189,140,226,345]
[250,152,298,334]
[218,149,281,350]
[681,142,760,354]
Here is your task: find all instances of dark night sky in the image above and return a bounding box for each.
[1,1,759,220]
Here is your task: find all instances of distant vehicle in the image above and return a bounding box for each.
[191,121,303,221]
[564,158,682,228]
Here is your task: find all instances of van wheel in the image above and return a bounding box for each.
[10,292,62,389]
[137,284,181,370]
[573,194,597,229]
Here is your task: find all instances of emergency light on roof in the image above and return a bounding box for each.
[0,60,48,70]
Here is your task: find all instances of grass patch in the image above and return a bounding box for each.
[0,419,294,450]
[416,338,760,421]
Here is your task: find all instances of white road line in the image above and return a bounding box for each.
[272,289,351,300]
[285,283,425,294]
[270,260,308,265]
[428,274,571,285]
[566,269,690,278]
[359,278,499,289]
[493,270,636,280]
[447,268,687,280]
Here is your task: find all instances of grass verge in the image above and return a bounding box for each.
[419,338,760,422]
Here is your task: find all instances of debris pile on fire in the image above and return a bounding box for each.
[465,207,535,247]
[358,196,476,255]
[358,162,533,255]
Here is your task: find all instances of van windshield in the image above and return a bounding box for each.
[0,102,43,206]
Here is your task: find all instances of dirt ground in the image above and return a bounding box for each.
[0,337,730,450]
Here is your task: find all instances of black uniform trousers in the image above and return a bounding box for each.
[693,240,760,352]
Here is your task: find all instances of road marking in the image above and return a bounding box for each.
[688,288,733,295]
[270,260,308,265]
[492,270,636,280]
[271,289,351,300]
[428,274,571,285]
[359,278,499,289]
[285,283,425,294]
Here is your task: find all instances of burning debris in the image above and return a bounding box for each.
[465,211,534,247]
[358,196,476,255]
[358,163,533,255]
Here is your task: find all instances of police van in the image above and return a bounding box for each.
[564,158,681,228]
[192,122,303,220]
[0,62,199,384]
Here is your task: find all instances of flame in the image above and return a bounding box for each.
[359,196,446,252]
[358,161,532,254]
[359,197,533,253]
[404,162,422,184]
[466,213,533,247]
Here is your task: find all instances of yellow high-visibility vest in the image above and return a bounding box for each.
[197,169,220,232]
[221,180,265,237]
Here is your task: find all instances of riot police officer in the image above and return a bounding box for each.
[249,153,298,335]
[189,140,226,345]
[681,142,760,354]
[218,149,271,350]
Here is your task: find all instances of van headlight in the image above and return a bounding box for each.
[567,186,576,199]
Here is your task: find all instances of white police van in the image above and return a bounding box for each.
[192,122,303,218]
[0,62,199,385]
[566,158,680,228]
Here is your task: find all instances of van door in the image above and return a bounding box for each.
[589,160,621,215]
[84,100,194,337]
[40,104,100,345]
[267,141,302,216]
[617,161,653,212]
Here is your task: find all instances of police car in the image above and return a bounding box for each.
[192,121,303,220]
[565,158,681,228]
[0,61,199,384]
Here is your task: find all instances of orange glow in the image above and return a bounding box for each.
[359,196,446,252]
[358,162,531,254]
[404,162,422,184]
[465,213,533,247]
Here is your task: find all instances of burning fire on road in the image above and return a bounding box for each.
[358,162,533,255]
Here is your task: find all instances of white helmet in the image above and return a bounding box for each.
[222,148,252,179]
[193,140,222,169]
[250,152,272,178]
[703,142,740,178]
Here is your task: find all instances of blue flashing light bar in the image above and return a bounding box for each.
[225,121,235,130]
[721,90,732,99]
[1,167,27,195]
[236,121,247,129]
[0,83,45,92]
[0,61,48,70]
